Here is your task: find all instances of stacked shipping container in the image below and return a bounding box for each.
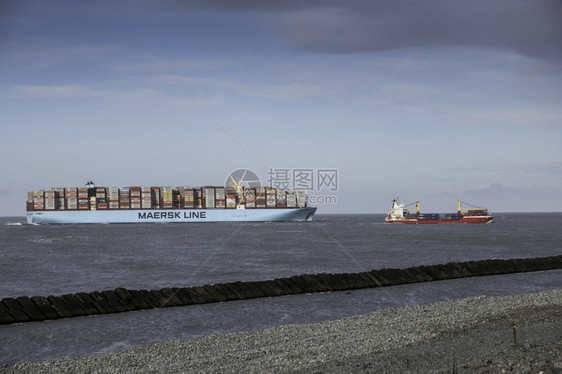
[287,191,297,208]
[255,186,266,208]
[266,187,276,208]
[244,187,255,209]
[129,187,141,209]
[141,187,151,209]
[296,191,307,208]
[27,185,309,211]
[176,186,194,208]
[276,189,287,208]
[161,186,173,209]
[26,192,35,211]
[107,187,119,210]
[78,188,89,210]
[194,188,202,209]
[66,188,78,210]
[96,187,107,210]
[151,187,160,209]
[44,190,55,210]
[120,187,130,209]
[53,188,65,210]
[215,187,226,208]
[32,191,44,211]
[226,189,237,209]
[202,187,215,209]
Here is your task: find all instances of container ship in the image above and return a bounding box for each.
[385,199,493,224]
[26,181,316,224]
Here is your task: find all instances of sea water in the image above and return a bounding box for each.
[1,213,561,364]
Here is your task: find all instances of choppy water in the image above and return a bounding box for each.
[1,214,561,364]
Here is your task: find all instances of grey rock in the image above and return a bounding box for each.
[2,289,561,374]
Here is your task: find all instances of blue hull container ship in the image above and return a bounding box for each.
[26,181,316,224]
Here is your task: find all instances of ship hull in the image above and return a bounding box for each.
[26,208,317,224]
[385,216,493,224]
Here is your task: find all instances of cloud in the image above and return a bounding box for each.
[281,2,561,58]
[5,83,223,113]
[176,0,562,61]
[10,85,99,99]
[2,42,123,70]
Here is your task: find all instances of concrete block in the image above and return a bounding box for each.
[16,296,46,322]
[74,293,103,315]
[61,294,88,317]
[0,300,18,324]
[47,295,74,318]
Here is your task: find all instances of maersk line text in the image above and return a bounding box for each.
[138,211,207,219]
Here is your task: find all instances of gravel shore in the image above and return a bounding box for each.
[2,289,561,374]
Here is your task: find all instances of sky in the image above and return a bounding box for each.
[1,0,562,215]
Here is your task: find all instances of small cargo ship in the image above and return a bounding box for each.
[26,181,316,224]
[385,199,493,224]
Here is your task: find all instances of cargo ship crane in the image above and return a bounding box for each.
[228,179,246,209]
[458,200,490,215]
